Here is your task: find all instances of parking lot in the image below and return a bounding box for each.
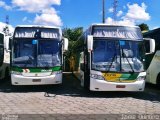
[0,73,160,120]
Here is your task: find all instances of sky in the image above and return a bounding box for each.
[0,0,159,34]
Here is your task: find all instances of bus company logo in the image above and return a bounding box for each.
[102,73,121,81]
[103,73,117,77]
[105,73,116,77]
[23,69,30,73]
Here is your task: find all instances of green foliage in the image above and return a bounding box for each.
[63,27,83,71]
[63,27,83,41]
[63,27,83,56]
[138,23,149,31]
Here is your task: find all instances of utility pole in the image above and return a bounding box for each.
[113,0,118,22]
[102,0,105,23]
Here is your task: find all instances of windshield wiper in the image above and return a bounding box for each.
[121,49,134,73]
[107,53,117,72]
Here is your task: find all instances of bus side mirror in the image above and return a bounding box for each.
[63,38,68,51]
[7,37,12,52]
[87,35,93,52]
[144,38,155,55]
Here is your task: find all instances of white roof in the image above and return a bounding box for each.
[15,25,61,29]
[14,25,62,37]
[90,23,140,28]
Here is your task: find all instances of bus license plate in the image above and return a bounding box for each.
[116,85,126,88]
[32,79,41,82]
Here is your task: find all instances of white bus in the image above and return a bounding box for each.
[10,25,68,85]
[75,24,155,91]
[0,32,10,80]
[143,28,160,87]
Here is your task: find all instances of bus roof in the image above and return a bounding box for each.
[13,25,62,38]
[143,27,160,36]
[15,25,61,29]
[90,23,140,28]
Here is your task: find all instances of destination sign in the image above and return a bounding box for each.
[14,27,59,39]
[92,26,143,40]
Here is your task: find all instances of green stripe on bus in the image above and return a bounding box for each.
[11,66,62,73]
[121,73,139,80]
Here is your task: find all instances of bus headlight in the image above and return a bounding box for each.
[137,76,146,81]
[51,71,62,75]
[11,71,22,75]
[91,74,105,80]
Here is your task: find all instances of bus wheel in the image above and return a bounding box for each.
[156,74,160,87]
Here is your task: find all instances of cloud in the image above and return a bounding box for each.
[123,5,126,9]
[108,7,113,13]
[22,17,32,23]
[117,11,123,17]
[0,0,12,10]
[12,0,62,26]
[125,3,150,21]
[12,0,61,13]
[22,17,27,22]
[34,8,62,26]
[105,17,135,26]
[106,2,150,26]
[0,22,14,35]
[105,17,113,24]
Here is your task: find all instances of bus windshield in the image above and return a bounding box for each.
[92,39,145,72]
[12,39,61,67]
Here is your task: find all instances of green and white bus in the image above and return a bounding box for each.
[76,24,155,91]
[143,28,160,87]
[0,32,10,80]
[10,25,68,85]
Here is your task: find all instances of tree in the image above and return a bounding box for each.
[138,23,149,31]
[63,27,83,71]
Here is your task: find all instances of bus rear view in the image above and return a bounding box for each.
[11,25,68,85]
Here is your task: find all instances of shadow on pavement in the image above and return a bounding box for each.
[0,73,160,102]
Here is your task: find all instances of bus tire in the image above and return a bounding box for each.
[156,74,160,87]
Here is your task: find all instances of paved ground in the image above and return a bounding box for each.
[0,73,160,120]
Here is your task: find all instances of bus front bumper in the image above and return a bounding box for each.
[11,74,62,85]
[90,78,145,91]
